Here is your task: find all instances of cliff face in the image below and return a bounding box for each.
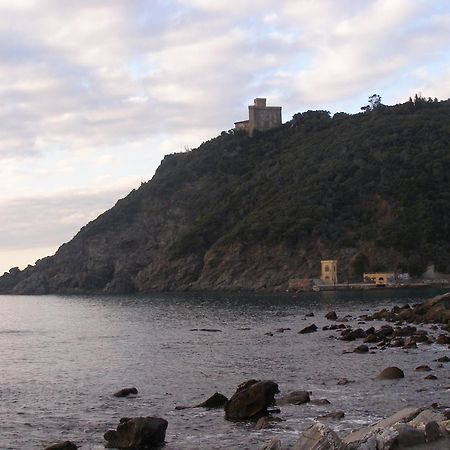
[1,99,450,294]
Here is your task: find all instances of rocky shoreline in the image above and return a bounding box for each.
[43,293,449,450]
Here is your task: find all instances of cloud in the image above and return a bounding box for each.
[1,0,450,270]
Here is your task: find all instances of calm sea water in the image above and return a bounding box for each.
[0,289,448,449]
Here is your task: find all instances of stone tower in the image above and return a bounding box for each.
[234,98,282,136]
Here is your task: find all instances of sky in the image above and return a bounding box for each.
[1,0,450,274]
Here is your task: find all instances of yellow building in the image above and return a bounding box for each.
[321,260,338,284]
[363,273,396,286]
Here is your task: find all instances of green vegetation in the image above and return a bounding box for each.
[164,97,450,277]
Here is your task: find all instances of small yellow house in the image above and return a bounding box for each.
[363,273,396,286]
[321,260,338,284]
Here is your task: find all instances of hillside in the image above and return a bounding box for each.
[1,97,450,294]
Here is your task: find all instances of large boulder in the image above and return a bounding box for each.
[224,380,279,421]
[104,416,168,449]
[292,423,344,450]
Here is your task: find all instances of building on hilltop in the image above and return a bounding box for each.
[234,98,282,136]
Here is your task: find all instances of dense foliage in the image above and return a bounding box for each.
[165,97,450,277]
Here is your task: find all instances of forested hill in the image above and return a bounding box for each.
[1,97,450,294]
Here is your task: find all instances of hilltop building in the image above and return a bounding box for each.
[320,260,338,284]
[234,98,282,136]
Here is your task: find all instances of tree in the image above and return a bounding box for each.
[361,94,382,112]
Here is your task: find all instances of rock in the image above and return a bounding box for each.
[104,417,168,449]
[305,312,315,317]
[292,423,344,450]
[343,407,422,448]
[376,366,404,380]
[337,378,352,385]
[260,438,282,450]
[265,332,274,336]
[424,374,438,380]
[299,324,318,334]
[425,421,441,442]
[190,328,222,332]
[394,423,425,447]
[113,387,138,397]
[436,334,450,345]
[224,380,279,421]
[325,311,338,320]
[277,390,310,406]
[436,356,450,363]
[175,392,228,410]
[341,328,365,341]
[44,442,78,450]
[255,416,271,430]
[415,365,432,371]
[354,344,369,353]
[318,411,345,420]
[275,327,291,333]
[196,392,228,408]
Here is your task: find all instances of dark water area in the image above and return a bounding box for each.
[0,288,448,449]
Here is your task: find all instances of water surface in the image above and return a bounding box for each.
[0,289,448,449]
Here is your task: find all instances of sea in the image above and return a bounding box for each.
[0,289,448,449]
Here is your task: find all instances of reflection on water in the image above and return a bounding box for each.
[0,289,448,449]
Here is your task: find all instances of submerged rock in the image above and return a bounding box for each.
[224,380,279,421]
[44,442,78,450]
[113,387,138,398]
[175,392,228,410]
[104,416,168,449]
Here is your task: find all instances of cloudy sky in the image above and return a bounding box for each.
[1,0,449,274]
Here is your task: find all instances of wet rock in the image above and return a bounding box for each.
[436,356,450,363]
[196,392,228,408]
[175,392,229,410]
[376,366,404,380]
[391,338,405,347]
[341,328,365,341]
[224,380,279,421]
[424,374,438,380]
[255,416,271,430]
[325,311,338,321]
[190,328,222,332]
[343,407,421,449]
[305,312,314,317]
[354,344,369,353]
[292,423,344,450]
[436,334,450,345]
[425,421,441,442]
[113,387,138,398]
[403,338,418,349]
[394,423,425,447]
[318,411,345,420]
[415,365,432,371]
[299,324,318,334]
[277,390,310,406]
[265,332,274,336]
[275,327,291,333]
[337,378,353,385]
[104,417,168,449]
[260,437,282,450]
[44,442,78,450]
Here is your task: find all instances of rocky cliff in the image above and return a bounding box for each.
[1,98,450,294]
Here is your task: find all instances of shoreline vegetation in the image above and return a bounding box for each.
[1,98,450,295]
[43,293,450,449]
